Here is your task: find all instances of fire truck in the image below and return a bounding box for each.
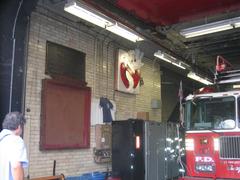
[179,56,240,180]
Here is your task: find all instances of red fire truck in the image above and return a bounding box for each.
[179,56,240,180]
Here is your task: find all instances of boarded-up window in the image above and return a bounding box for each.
[46,41,85,81]
[40,79,91,150]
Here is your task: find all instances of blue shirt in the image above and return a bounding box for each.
[0,129,28,180]
[99,97,113,123]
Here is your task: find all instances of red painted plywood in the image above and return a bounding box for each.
[40,79,91,150]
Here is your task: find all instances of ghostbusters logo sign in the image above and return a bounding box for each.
[116,49,144,94]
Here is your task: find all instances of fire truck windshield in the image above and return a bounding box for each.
[185,96,236,130]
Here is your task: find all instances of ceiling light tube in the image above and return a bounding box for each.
[154,50,171,63]
[234,22,240,28]
[64,0,144,42]
[232,16,240,27]
[171,62,186,69]
[154,50,187,70]
[64,0,113,28]
[106,23,144,42]
[187,71,213,85]
[181,24,233,38]
[180,16,240,38]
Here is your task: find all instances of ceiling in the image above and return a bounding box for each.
[41,0,240,78]
[106,0,240,25]
[82,0,240,75]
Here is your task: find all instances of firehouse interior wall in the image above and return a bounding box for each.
[23,6,161,178]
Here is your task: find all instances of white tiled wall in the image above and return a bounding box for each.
[24,6,161,178]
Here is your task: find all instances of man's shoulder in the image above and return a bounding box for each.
[0,129,12,141]
[2,134,24,147]
[8,134,24,143]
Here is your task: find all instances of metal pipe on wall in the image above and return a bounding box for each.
[0,0,38,128]
[9,0,23,112]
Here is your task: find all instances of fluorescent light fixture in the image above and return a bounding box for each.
[187,71,213,85]
[64,0,113,28]
[154,51,171,63]
[64,0,144,42]
[171,62,186,70]
[180,16,240,38]
[106,23,144,42]
[234,22,240,28]
[181,24,232,38]
[154,50,188,70]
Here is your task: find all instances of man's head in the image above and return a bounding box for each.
[2,112,26,135]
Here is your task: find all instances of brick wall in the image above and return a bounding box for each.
[24,6,161,178]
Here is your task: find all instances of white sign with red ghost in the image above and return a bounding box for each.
[116,49,144,94]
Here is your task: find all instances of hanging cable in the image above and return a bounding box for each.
[9,0,23,112]
[104,34,112,98]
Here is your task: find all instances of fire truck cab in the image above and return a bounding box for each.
[179,57,240,180]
